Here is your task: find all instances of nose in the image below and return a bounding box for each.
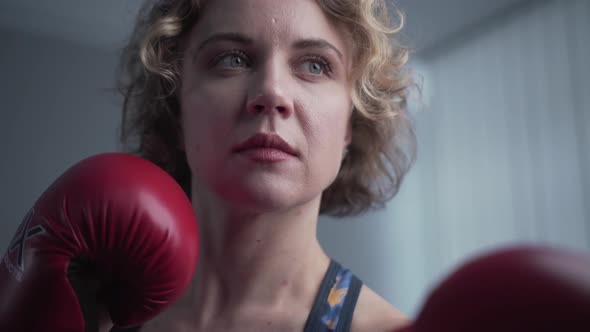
[246,62,293,117]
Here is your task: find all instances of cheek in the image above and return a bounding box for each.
[305,87,350,147]
[179,66,246,138]
[180,85,240,166]
[182,79,240,134]
[301,92,350,176]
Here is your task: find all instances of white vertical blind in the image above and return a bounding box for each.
[318,0,590,316]
[394,0,590,313]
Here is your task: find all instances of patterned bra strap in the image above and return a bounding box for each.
[303,260,363,332]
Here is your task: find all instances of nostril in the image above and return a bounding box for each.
[254,104,265,112]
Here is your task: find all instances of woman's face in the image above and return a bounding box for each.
[179,0,353,213]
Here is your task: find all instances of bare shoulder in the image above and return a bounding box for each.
[350,284,412,332]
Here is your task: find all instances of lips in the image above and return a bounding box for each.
[233,133,298,156]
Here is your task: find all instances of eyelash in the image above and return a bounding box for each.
[212,50,333,75]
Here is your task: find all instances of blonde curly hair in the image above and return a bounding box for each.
[117,0,417,216]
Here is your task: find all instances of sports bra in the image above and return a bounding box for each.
[303,259,363,331]
[112,259,363,332]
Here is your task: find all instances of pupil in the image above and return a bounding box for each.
[231,56,242,66]
[311,62,321,73]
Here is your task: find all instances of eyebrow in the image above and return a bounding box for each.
[292,38,344,61]
[196,33,343,61]
[196,32,255,52]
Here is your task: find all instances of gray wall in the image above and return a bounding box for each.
[1,0,589,319]
[0,26,121,247]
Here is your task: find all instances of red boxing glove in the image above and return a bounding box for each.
[0,153,199,332]
[396,246,590,332]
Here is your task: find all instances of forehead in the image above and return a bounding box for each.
[188,0,351,53]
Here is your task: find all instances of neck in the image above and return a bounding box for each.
[182,187,330,327]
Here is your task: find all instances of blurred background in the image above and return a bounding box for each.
[1,0,588,317]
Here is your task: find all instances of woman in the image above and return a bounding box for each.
[117,0,417,330]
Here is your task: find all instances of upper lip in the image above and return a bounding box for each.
[233,133,298,156]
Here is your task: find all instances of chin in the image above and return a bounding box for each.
[221,177,316,214]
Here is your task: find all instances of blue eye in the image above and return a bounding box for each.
[300,56,331,76]
[220,54,246,68]
[216,51,248,69]
[305,61,324,75]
